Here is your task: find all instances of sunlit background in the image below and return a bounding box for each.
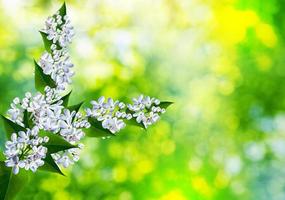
[0,0,284,199]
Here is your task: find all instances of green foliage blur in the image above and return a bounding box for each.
[0,0,284,199]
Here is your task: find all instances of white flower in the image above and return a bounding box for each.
[102,117,125,134]
[39,52,54,75]
[58,23,74,47]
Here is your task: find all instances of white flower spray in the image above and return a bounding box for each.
[2,4,170,175]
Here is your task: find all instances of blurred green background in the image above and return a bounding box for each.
[0,0,285,199]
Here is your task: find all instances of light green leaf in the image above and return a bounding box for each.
[39,131,76,154]
[39,31,53,53]
[0,162,28,200]
[159,101,174,109]
[1,115,26,138]
[39,154,64,176]
[34,60,56,93]
[86,118,115,138]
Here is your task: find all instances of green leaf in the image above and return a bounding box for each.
[0,162,28,200]
[68,101,84,113]
[86,118,115,138]
[34,60,56,93]
[39,31,53,53]
[159,101,174,109]
[58,2,67,17]
[23,110,33,129]
[39,154,64,176]
[39,131,76,154]
[0,152,4,162]
[60,90,72,107]
[23,110,29,129]
[1,115,26,138]
[0,162,10,200]
[126,118,146,130]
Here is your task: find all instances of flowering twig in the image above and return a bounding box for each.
[0,2,172,200]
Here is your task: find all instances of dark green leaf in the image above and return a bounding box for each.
[60,90,72,107]
[39,154,64,176]
[68,101,84,113]
[23,110,29,129]
[23,110,33,129]
[1,115,26,138]
[159,101,174,109]
[34,60,56,93]
[0,162,28,200]
[58,2,67,17]
[86,118,115,138]
[39,131,76,154]
[39,31,53,53]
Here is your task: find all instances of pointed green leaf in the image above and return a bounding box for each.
[39,31,53,53]
[58,2,67,17]
[23,110,29,128]
[0,162,28,200]
[68,101,84,113]
[39,131,76,154]
[159,101,173,109]
[34,60,56,93]
[39,154,64,176]
[60,90,72,107]
[1,115,26,138]
[86,118,115,138]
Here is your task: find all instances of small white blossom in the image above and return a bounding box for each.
[102,117,125,134]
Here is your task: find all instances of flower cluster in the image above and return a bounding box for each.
[52,109,90,167]
[127,95,165,128]
[43,13,74,48]
[86,97,132,133]
[6,87,90,172]
[4,126,49,174]
[86,95,166,132]
[7,87,62,132]
[52,144,84,168]
[3,9,88,174]
[40,11,75,90]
